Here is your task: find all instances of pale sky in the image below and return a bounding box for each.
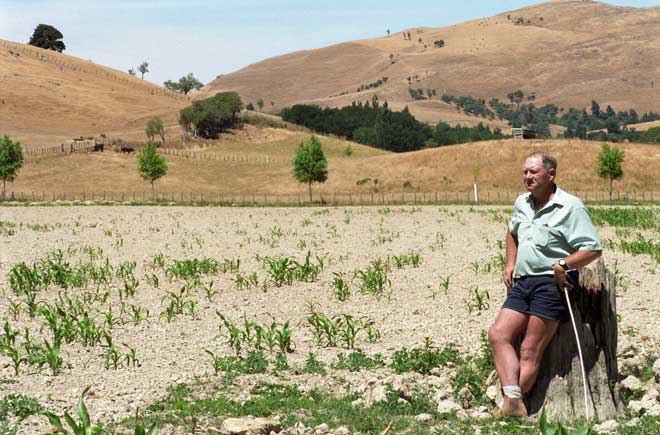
[1,1,657,86]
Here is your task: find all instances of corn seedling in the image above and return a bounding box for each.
[216,312,243,356]
[123,343,139,368]
[144,273,159,288]
[7,299,21,320]
[219,258,241,273]
[206,349,224,375]
[331,272,351,301]
[465,286,490,313]
[264,257,295,287]
[44,339,63,375]
[203,280,218,301]
[391,253,422,269]
[0,341,26,376]
[293,251,324,282]
[355,261,391,299]
[130,305,150,326]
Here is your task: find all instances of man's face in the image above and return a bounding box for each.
[523,156,555,193]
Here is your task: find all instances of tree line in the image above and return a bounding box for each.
[280,99,505,153]
[441,91,660,142]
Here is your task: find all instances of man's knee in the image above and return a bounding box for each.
[488,324,512,347]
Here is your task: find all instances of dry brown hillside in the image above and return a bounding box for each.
[0,39,189,147]
[200,1,660,125]
[9,132,660,197]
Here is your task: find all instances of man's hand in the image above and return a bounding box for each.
[553,263,574,292]
[503,265,515,289]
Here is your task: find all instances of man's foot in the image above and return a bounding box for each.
[500,396,528,418]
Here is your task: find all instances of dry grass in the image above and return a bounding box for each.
[0,39,187,147]
[9,127,660,196]
[201,1,660,123]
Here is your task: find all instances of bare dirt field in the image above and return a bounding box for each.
[0,205,659,434]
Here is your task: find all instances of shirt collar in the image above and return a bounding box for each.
[525,184,566,211]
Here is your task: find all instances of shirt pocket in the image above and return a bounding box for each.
[533,225,560,247]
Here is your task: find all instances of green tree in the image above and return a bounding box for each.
[596,143,624,201]
[590,100,601,118]
[163,73,203,95]
[257,98,264,111]
[138,61,149,80]
[128,68,136,76]
[292,135,328,203]
[178,92,243,139]
[28,24,65,52]
[0,136,24,201]
[145,117,165,143]
[137,142,168,199]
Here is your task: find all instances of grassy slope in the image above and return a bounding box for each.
[199,1,660,123]
[0,39,188,147]
[9,126,660,196]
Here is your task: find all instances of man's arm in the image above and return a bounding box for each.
[553,250,602,291]
[503,228,518,289]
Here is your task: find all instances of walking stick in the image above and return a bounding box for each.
[564,288,590,420]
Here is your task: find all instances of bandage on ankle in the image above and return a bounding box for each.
[503,385,522,399]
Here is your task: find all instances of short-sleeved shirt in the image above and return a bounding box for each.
[508,186,602,276]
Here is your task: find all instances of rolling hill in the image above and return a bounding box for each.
[199,1,660,126]
[0,39,189,147]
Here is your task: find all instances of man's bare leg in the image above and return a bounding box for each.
[488,308,528,387]
[519,315,559,394]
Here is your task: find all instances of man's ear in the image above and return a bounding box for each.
[548,168,556,181]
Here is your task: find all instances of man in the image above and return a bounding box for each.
[488,151,602,417]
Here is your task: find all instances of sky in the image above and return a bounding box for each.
[1,0,658,86]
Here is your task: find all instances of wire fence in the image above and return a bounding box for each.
[2,190,659,205]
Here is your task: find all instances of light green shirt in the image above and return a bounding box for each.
[508,186,602,276]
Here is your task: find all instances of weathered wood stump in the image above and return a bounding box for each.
[494,259,623,419]
[525,258,623,420]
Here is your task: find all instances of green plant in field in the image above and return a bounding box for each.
[206,349,224,376]
[130,305,150,326]
[160,286,194,321]
[391,252,422,269]
[465,286,490,313]
[0,394,44,434]
[263,257,295,287]
[438,275,452,297]
[537,407,595,435]
[293,251,324,282]
[219,258,241,273]
[45,386,157,435]
[332,350,385,372]
[331,272,351,301]
[307,311,379,349]
[44,339,63,375]
[355,260,391,299]
[391,337,460,375]
[302,352,326,375]
[202,280,218,301]
[216,312,243,356]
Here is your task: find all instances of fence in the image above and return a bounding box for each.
[3,190,659,205]
[157,148,285,164]
[23,140,106,157]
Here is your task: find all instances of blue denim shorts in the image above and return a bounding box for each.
[502,272,579,322]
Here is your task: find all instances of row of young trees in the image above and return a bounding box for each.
[280,100,505,152]
[0,134,631,203]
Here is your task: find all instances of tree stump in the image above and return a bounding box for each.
[523,258,623,420]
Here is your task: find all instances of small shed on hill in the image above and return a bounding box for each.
[512,128,537,139]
